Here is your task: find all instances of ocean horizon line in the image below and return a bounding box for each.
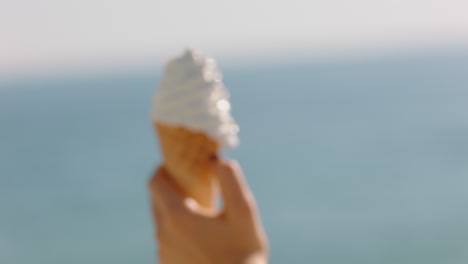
[1,43,467,86]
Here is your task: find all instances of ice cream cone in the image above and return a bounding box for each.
[151,49,239,209]
[155,122,219,208]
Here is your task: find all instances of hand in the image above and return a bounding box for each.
[148,160,269,264]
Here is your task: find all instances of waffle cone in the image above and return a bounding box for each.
[155,122,219,208]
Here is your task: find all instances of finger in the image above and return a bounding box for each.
[184,197,218,217]
[148,167,168,212]
[148,167,168,233]
[148,166,211,231]
[215,160,257,218]
[148,166,189,216]
[148,167,164,218]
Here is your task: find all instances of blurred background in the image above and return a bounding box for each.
[1,0,468,263]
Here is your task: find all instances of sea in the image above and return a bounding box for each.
[1,50,468,264]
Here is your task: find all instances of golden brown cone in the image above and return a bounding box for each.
[155,122,219,209]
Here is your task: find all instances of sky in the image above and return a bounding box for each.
[1,0,468,76]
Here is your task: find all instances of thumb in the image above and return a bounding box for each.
[148,166,215,222]
[214,160,257,219]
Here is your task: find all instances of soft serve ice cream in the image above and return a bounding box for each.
[151,49,239,148]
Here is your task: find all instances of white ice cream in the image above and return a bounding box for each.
[151,49,239,148]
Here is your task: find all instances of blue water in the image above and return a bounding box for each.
[1,51,468,264]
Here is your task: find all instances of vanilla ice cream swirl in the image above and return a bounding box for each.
[151,49,239,148]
